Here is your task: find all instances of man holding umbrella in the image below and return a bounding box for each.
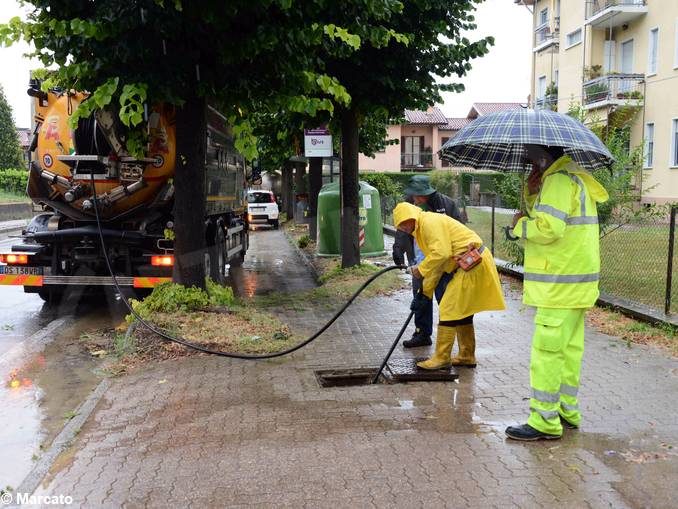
[439,109,613,441]
[504,144,609,440]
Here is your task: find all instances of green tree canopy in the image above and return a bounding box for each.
[0,85,24,170]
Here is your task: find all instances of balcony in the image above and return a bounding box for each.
[401,152,433,169]
[535,94,558,111]
[533,21,559,52]
[585,0,647,29]
[583,74,644,109]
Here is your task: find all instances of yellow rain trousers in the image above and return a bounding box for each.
[512,156,609,435]
[393,203,505,321]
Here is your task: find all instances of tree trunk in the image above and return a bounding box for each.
[340,107,360,268]
[294,161,307,224]
[282,162,294,220]
[308,157,323,240]
[173,95,207,290]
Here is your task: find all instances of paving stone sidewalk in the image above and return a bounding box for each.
[32,231,678,508]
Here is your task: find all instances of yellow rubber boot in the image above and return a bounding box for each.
[450,324,477,367]
[416,326,456,370]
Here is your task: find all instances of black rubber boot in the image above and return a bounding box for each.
[505,424,561,441]
[403,331,432,348]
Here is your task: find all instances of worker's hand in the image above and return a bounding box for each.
[511,211,525,228]
[410,293,431,313]
[410,266,422,279]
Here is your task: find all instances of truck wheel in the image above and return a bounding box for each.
[37,288,64,304]
[208,228,226,284]
[271,219,279,229]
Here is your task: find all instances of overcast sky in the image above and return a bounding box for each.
[0,0,532,128]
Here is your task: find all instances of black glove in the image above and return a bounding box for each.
[410,292,431,313]
[392,244,405,266]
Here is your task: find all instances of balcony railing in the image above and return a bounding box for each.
[585,0,647,28]
[583,74,644,109]
[534,23,559,51]
[401,152,433,168]
[535,94,558,111]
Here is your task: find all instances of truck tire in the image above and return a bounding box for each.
[208,228,226,284]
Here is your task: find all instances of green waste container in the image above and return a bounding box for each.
[317,181,385,257]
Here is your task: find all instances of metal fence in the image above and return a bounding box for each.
[380,197,678,317]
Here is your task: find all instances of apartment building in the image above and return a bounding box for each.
[519,0,678,203]
[359,103,524,172]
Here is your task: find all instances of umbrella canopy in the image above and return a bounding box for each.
[439,108,614,172]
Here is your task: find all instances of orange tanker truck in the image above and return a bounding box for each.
[0,80,251,301]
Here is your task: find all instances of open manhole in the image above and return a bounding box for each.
[315,360,458,387]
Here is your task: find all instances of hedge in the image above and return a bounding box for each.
[0,168,29,194]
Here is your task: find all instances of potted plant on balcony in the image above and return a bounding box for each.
[585,82,609,104]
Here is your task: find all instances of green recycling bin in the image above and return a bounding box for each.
[317,181,385,257]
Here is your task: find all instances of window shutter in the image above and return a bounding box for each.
[420,136,425,152]
[401,137,405,153]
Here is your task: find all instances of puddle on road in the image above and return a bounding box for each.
[0,305,123,489]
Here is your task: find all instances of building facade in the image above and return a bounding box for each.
[359,103,524,172]
[520,0,678,204]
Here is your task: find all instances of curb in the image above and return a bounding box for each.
[495,258,678,328]
[0,317,72,377]
[13,378,111,502]
[282,226,321,283]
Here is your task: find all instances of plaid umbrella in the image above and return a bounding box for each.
[439,108,614,171]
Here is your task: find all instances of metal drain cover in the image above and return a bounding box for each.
[386,358,459,382]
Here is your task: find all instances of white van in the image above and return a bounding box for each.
[247,190,279,229]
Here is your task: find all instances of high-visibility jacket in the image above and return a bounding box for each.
[512,156,609,309]
[393,202,505,320]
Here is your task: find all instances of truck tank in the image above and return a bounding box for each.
[0,82,250,301]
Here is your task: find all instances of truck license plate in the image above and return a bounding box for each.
[0,266,43,276]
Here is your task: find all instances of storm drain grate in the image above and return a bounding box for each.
[315,360,458,387]
[386,358,459,382]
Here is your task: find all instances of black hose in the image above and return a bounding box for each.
[90,170,405,359]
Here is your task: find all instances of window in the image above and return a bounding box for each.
[538,8,549,27]
[644,123,654,168]
[672,119,678,167]
[401,136,424,166]
[566,29,582,48]
[674,18,678,68]
[554,69,559,87]
[648,28,659,75]
[621,39,634,74]
[537,76,547,100]
[441,137,450,167]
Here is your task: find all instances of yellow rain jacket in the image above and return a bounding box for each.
[512,156,609,308]
[393,202,506,321]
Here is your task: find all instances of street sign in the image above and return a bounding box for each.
[304,128,332,157]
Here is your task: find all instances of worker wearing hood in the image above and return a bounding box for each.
[393,202,505,370]
[505,146,610,442]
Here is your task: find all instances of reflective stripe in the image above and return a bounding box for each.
[524,273,599,283]
[560,383,579,397]
[560,402,579,412]
[568,174,587,217]
[534,204,568,221]
[566,216,598,225]
[521,220,527,240]
[530,407,559,420]
[532,388,560,403]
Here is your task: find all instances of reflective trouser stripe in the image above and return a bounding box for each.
[528,308,586,435]
[531,388,560,403]
[560,383,579,397]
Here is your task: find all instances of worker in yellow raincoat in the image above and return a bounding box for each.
[505,145,609,441]
[393,202,505,370]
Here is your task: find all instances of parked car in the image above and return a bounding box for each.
[247,189,279,229]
